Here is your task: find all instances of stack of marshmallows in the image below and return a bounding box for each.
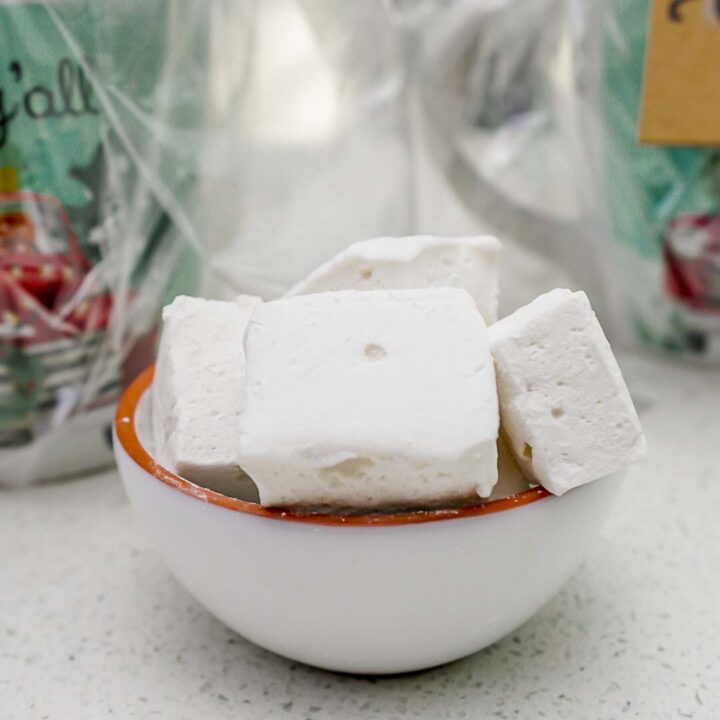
[152,236,646,510]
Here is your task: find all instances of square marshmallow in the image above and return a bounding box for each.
[152,294,261,493]
[238,288,499,508]
[285,235,501,324]
[489,289,646,495]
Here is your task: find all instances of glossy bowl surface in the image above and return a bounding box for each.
[114,367,622,674]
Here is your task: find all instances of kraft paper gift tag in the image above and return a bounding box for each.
[640,0,720,145]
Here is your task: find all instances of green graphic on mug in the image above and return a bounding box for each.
[603,0,720,360]
[0,2,200,447]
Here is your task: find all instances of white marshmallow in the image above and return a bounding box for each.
[152,294,261,493]
[285,235,501,323]
[489,289,646,496]
[238,288,499,508]
[487,434,533,501]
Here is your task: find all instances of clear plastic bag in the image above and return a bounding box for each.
[13,0,713,486]
[0,1,210,484]
[586,0,720,361]
[0,0,415,485]
[418,0,720,362]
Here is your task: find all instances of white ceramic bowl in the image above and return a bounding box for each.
[114,367,623,675]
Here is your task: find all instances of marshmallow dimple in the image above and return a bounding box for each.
[151,294,261,492]
[238,288,499,509]
[488,289,646,496]
[285,235,501,324]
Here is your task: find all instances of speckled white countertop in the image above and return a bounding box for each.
[1,349,719,719]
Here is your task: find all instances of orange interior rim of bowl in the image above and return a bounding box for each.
[114,366,551,527]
